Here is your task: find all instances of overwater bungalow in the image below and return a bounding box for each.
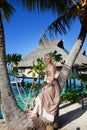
[18,40,87,89]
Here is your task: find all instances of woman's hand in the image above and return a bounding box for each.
[42,85,49,91]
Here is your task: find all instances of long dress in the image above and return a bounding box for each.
[32,66,60,122]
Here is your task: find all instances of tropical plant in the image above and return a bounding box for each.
[50,50,65,65]
[6,53,22,76]
[78,73,87,85]
[28,58,45,79]
[60,88,82,103]
[28,58,45,94]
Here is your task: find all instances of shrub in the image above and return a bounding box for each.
[60,88,82,103]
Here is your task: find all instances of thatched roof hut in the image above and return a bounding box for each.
[19,40,87,67]
[18,40,68,67]
[18,40,87,77]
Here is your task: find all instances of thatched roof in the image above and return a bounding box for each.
[74,50,87,66]
[18,40,87,67]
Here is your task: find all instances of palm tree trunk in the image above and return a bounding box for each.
[0,15,33,130]
[57,25,86,90]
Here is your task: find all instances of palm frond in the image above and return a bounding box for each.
[39,4,78,42]
[1,2,15,21]
[10,0,73,14]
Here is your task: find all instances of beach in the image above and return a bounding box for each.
[0,98,87,130]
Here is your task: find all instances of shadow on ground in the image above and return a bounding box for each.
[58,98,87,129]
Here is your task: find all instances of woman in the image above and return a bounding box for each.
[28,53,60,122]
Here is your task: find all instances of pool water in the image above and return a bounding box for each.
[0,108,3,119]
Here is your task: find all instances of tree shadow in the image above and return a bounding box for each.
[59,102,72,109]
[58,102,87,129]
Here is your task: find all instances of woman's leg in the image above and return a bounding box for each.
[28,96,41,118]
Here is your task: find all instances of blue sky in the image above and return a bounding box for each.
[3,6,87,57]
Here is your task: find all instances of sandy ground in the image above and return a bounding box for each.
[58,97,87,130]
[0,119,7,130]
[0,98,87,130]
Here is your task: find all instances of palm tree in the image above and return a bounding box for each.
[23,1,87,128]
[0,1,34,130]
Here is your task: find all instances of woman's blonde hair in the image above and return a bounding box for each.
[44,53,56,73]
[44,53,53,65]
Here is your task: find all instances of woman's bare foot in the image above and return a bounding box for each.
[27,112,38,119]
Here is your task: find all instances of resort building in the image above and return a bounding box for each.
[18,40,87,78]
[18,40,67,77]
